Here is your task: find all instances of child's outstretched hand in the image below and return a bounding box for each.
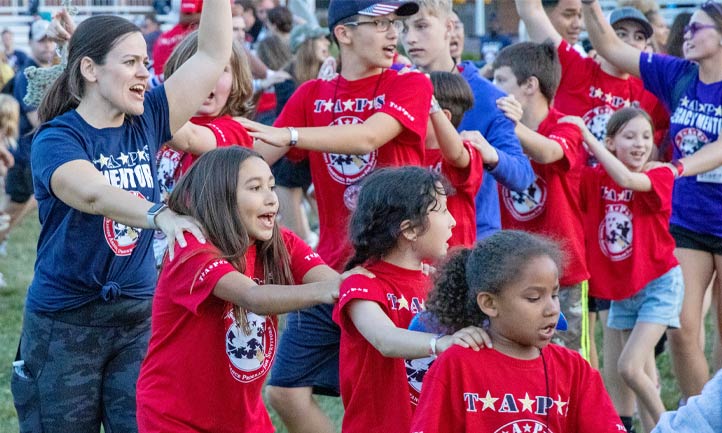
[239,118,292,148]
[558,115,592,140]
[496,95,523,125]
[331,267,376,302]
[436,326,493,353]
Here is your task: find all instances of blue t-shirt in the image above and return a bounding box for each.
[640,53,722,237]
[27,86,171,312]
[457,61,535,239]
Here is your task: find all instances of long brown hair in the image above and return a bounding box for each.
[38,15,140,122]
[164,30,254,117]
[167,147,294,333]
[293,37,325,83]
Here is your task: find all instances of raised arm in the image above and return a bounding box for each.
[515,0,563,47]
[164,0,232,133]
[429,109,470,169]
[560,116,657,191]
[677,138,722,177]
[581,0,641,77]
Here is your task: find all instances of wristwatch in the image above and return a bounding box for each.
[147,203,168,230]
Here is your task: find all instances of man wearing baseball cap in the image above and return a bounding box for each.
[247,1,432,432]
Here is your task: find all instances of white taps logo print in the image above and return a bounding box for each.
[599,204,633,261]
[502,177,548,222]
[224,308,277,383]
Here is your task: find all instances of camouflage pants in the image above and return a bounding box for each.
[11,298,152,433]
[552,283,584,353]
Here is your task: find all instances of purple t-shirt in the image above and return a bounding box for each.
[640,52,722,237]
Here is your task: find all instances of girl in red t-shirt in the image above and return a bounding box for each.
[332,166,490,433]
[561,108,682,431]
[411,230,621,433]
[137,147,345,433]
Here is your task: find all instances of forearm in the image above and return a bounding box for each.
[66,182,157,228]
[215,275,336,315]
[515,0,562,46]
[582,0,640,76]
[367,327,437,359]
[515,123,564,164]
[430,112,470,168]
[295,124,387,154]
[679,138,722,176]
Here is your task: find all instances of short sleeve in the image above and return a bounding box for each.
[570,353,624,432]
[638,166,675,212]
[202,116,253,147]
[337,274,386,313]
[281,228,327,282]
[557,40,594,94]
[547,122,584,173]
[441,141,483,191]
[378,72,433,143]
[31,126,92,199]
[163,235,237,315]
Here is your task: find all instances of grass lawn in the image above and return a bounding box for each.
[0,211,715,432]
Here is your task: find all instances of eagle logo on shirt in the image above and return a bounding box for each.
[323,116,378,186]
[406,356,435,406]
[103,190,144,256]
[599,204,633,261]
[583,105,615,143]
[675,128,708,156]
[224,308,277,383]
[501,177,548,222]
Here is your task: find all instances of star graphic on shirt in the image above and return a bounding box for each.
[680,96,690,107]
[623,99,631,107]
[554,394,569,415]
[518,392,535,412]
[95,153,110,168]
[323,100,334,112]
[343,100,355,111]
[594,88,603,98]
[397,296,409,310]
[118,152,130,165]
[604,92,613,103]
[137,149,148,162]
[479,391,498,411]
[715,105,722,117]
[523,424,533,432]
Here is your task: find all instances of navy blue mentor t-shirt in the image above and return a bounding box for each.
[640,52,722,238]
[27,86,171,312]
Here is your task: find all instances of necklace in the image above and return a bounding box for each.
[331,69,385,125]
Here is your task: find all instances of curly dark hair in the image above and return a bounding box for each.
[344,166,453,270]
[426,230,564,332]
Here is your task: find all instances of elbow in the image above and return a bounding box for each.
[352,132,381,155]
[371,338,397,358]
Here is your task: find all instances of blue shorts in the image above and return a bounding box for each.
[267,303,340,396]
[607,265,684,330]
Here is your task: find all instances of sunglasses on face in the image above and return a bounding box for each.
[684,21,719,36]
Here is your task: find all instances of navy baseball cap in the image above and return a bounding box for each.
[609,7,654,39]
[328,0,419,31]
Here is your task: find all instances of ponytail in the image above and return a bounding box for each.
[37,68,80,123]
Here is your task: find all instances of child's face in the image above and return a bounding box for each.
[414,189,456,262]
[313,37,330,63]
[606,116,653,172]
[492,66,525,103]
[449,12,464,60]
[235,157,279,242]
[401,8,453,70]
[197,62,233,117]
[547,0,583,45]
[613,20,649,52]
[339,13,402,70]
[482,255,560,358]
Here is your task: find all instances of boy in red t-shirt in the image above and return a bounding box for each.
[425,71,484,248]
[238,1,436,432]
[516,0,669,161]
[492,41,589,356]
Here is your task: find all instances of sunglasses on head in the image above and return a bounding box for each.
[684,21,719,36]
[703,1,722,16]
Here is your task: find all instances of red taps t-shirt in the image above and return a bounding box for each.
[136,229,325,433]
[275,69,432,271]
[499,108,589,286]
[333,260,430,433]
[410,344,623,433]
[580,165,678,300]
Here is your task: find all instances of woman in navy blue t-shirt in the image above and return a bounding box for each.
[11,2,233,432]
